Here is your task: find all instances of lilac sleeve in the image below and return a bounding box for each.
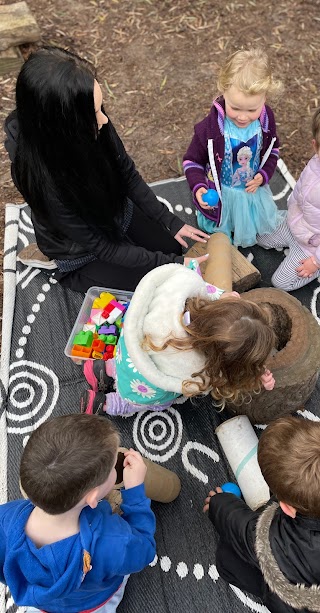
[104,392,172,415]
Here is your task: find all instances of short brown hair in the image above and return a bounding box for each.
[312,108,320,151]
[258,416,320,517]
[20,414,119,514]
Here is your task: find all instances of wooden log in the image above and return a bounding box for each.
[0,2,40,52]
[186,239,261,293]
[203,233,233,292]
[0,46,23,76]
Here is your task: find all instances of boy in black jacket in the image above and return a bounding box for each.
[204,416,320,613]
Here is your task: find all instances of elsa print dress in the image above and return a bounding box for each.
[198,117,284,247]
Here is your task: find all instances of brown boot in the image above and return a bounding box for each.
[110,448,181,505]
[17,243,57,270]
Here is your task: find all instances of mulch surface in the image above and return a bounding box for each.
[0,0,320,328]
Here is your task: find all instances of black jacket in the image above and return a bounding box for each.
[209,493,320,613]
[4,111,184,269]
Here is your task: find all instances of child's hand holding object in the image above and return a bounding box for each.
[203,487,223,513]
[123,449,147,490]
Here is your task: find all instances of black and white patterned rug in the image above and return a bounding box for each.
[1,162,320,613]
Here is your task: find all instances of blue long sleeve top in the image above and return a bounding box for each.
[0,484,156,613]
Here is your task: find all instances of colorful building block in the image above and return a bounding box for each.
[83,323,97,333]
[71,345,92,359]
[73,330,93,347]
[92,339,106,353]
[99,325,118,335]
[92,292,116,309]
[106,334,117,344]
[101,303,115,319]
[92,350,104,359]
[106,307,123,324]
[103,344,115,360]
[98,334,117,345]
[91,310,108,326]
[110,300,126,314]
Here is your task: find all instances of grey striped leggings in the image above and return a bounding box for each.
[257,216,319,291]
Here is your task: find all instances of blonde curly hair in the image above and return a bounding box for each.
[217,48,283,99]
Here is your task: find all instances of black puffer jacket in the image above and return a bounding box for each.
[209,493,320,613]
[4,111,184,269]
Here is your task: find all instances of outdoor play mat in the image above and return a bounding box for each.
[1,161,320,613]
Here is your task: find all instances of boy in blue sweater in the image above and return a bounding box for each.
[0,413,156,613]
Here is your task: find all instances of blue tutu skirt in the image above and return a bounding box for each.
[197,184,285,248]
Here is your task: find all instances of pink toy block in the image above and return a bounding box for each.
[91,310,108,326]
[89,308,102,323]
[110,300,126,313]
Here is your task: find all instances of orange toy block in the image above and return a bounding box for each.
[71,345,92,359]
[92,339,106,353]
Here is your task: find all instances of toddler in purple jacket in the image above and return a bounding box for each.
[257,108,320,291]
[183,48,285,248]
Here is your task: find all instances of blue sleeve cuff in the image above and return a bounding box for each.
[121,483,148,504]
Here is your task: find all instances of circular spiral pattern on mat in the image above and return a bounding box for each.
[7,360,59,434]
[133,407,183,462]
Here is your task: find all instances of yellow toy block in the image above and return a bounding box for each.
[92,292,116,309]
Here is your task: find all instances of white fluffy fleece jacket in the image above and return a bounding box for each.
[124,263,218,395]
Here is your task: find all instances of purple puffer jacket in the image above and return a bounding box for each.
[287,154,320,264]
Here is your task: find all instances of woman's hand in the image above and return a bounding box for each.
[245,172,263,193]
[174,224,210,249]
[184,254,209,267]
[296,256,320,278]
[203,487,223,513]
[195,187,212,210]
[261,369,275,391]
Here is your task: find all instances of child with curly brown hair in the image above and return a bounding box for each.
[81,263,275,416]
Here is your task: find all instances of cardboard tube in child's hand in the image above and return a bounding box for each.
[203,233,233,292]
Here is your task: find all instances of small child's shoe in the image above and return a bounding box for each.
[80,389,106,415]
[84,359,114,393]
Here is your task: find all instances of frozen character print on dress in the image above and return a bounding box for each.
[222,118,261,189]
[231,146,254,187]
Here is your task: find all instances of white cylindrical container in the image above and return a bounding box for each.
[215,415,270,510]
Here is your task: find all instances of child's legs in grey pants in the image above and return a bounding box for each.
[257,217,319,291]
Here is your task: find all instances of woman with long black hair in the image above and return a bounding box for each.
[4,46,209,292]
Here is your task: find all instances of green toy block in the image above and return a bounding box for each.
[98,334,117,345]
[98,334,108,343]
[106,334,117,345]
[73,330,94,347]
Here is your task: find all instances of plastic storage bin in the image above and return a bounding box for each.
[64,286,133,364]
